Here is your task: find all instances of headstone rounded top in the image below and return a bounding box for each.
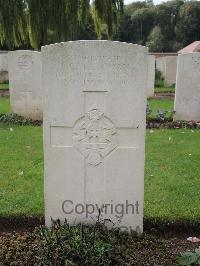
[41,40,148,53]
[8,50,41,55]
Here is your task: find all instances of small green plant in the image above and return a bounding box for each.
[178,247,200,265]
[31,219,119,265]
[156,109,175,121]
[146,102,152,117]
[0,113,42,125]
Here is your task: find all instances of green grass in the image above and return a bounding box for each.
[0,83,9,90]
[145,129,200,220]
[0,97,11,113]
[0,124,44,216]
[154,86,175,93]
[155,77,175,93]
[148,98,174,118]
[0,98,174,119]
[0,123,199,221]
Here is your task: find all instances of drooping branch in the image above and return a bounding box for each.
[92,0,124,39]
[0,0,27,49]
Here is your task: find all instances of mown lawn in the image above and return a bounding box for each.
[0,124,43,216]
[0,97,174,118]
[0,83,9,90]
[0,97,10,114]
[148,98,174,118]
[0,123,199,221]
[154,86,175,93]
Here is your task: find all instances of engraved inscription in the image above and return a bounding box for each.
[192,55,200,66]
[18,55,33,70]
[56,54,136,86]
[73,105,118,166]
[192,55,200,69]
[191,55,200,74]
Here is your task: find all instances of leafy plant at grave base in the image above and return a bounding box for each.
[146,102,175,121]
[146,119,200,129]
[156,109,167,121]
[1,218,183,265]
[156,109,176,121]
[146,102,152,117]
[0,113,42,126]
[178,247,200,265]
[29,219,128,265]
[0,111,199,129]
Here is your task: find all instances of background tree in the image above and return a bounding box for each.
[92,0,123,39]
[146,26,165,52]
[115,0,200,52]
[131,7,155,44]
[155,0,184,41]
[1,0,200,52]
[0,0,124,49]
[175,1,200,46]
[0,0,27,49]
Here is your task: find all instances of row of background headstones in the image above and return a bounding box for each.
[155,53,200,121]
[0,47,199,121]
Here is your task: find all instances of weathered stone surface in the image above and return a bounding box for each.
[42,41,148,232]
[147,55,155,97]
[156,56,166,76]
[156,56,177,86]
[8,50,42,120]
[174,53,200,121]
[164,56,177,86]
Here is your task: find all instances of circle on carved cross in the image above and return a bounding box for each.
[73,105,118,166]
[18,55,33,70]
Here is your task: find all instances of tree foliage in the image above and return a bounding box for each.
[0,0,26,48]
[175,1,200,45]
[116,0,200,52]
[92,0,123,39]
[0,0,124,49]
[1,0,200,52]
[146,26,165,52]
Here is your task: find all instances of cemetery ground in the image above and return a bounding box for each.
[0,84,9,90]
[0,96,200,265]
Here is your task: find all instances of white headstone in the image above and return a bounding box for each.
[0,53,8,71]
[164,56,177,86]
[156,56,177,86]
[174,53,200,121]
[156,56,166,76]
[8,50,43,120]
[147,55,155,97]
[42,41,148,233]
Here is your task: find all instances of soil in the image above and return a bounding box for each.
[0,90,9,97]
[150,92,175,99]
[0,216,199,265]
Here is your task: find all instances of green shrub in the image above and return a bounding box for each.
[0,113,42,126]
[178,248,200,265]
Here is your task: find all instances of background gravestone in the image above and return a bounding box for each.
[0,52,8,83]
[147,55,155,97]
[156,56,166,77]
[164,56,177,86]
[174,53,200,121]
[156,56,177,86]
[8,50,43,120]
[42,41,148,232]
